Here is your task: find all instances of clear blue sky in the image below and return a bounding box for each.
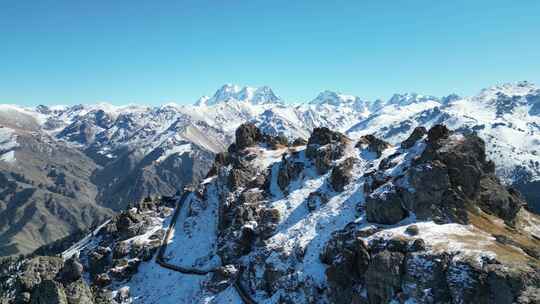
[1,0,539,106]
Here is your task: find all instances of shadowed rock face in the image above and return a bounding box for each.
[320,227,371,303]
[235,123,263,150]
[366,188,409,225]
[330,157,355,192]
[400,126,427,149]
[307,127,349,146]
[365,250,405,304]
[30,280,68,304]
[207,124,289,264]
[305,127,350,174]
[514,180,540,213]
[356,134,391,157]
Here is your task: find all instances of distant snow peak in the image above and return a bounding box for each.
[441,94,461,105]
[309,90,359,106]
[197,84,281,106]
[478,81,539,102]
[387,92,440,107]
[194,96,210,106]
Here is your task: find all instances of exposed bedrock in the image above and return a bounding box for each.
[321,224,540,304]
[356,134,391,157]
[305,127,350,174]
[366,124,526,225]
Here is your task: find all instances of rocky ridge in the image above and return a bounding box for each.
[2,123,538,304]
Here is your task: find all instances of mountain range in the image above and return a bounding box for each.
[1,122,539,304]
[0,81,539,256]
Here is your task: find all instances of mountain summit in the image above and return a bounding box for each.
[309,90,360,106]
[386,92,440,107]
[195,84,282,106]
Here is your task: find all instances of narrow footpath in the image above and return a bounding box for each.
[155,191,257,304]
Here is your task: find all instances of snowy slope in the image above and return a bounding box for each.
[346,81,540,187]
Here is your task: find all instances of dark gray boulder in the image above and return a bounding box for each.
[277,155,304,192]
[305,128,349,174]
[206,265,238,293]
[402,252,451,302]
[307,127,348,146]
[404,224,419,236]
[306,144,334,174]
[235,123,262,150]
[330,157,355,192]
[401,161,451,220]
[112,241,130,259]
[356,134,391,157]
[87,247,111,277]
[306,191,327,212]
[321,228,371,304]
[365,250,405,304]
[93,273,111,288]
[401,126,427,149]
[227,168,252,190]
[479,177,525,225]
[366,186,408,225]
[427,124,450,144]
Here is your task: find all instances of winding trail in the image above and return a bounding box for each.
[155,191,257,304]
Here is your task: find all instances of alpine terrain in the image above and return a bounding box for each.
[1,122,539,304]
[1,82,539,256]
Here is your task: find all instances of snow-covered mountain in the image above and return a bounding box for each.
[1,82,539,256]
[346,81,540,211]
[195,84,282,106]
[2,123,538,304]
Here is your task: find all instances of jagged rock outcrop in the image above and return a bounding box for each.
[322,223,540,304]
[306,191,327,212]
[306,127,350,174]
[320,227,371,304]
[356,134,391,157]
[15,256,64,293]
[277,154,304,193]
[366,124,526,225]
[235,123,263,150]
[400,126,427,149]
[214,124,288,264]
[366,187,408,225]
[365,250,405,304]
[64,279,94,304]
[329,157,355,192]
[206,265,239,293]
